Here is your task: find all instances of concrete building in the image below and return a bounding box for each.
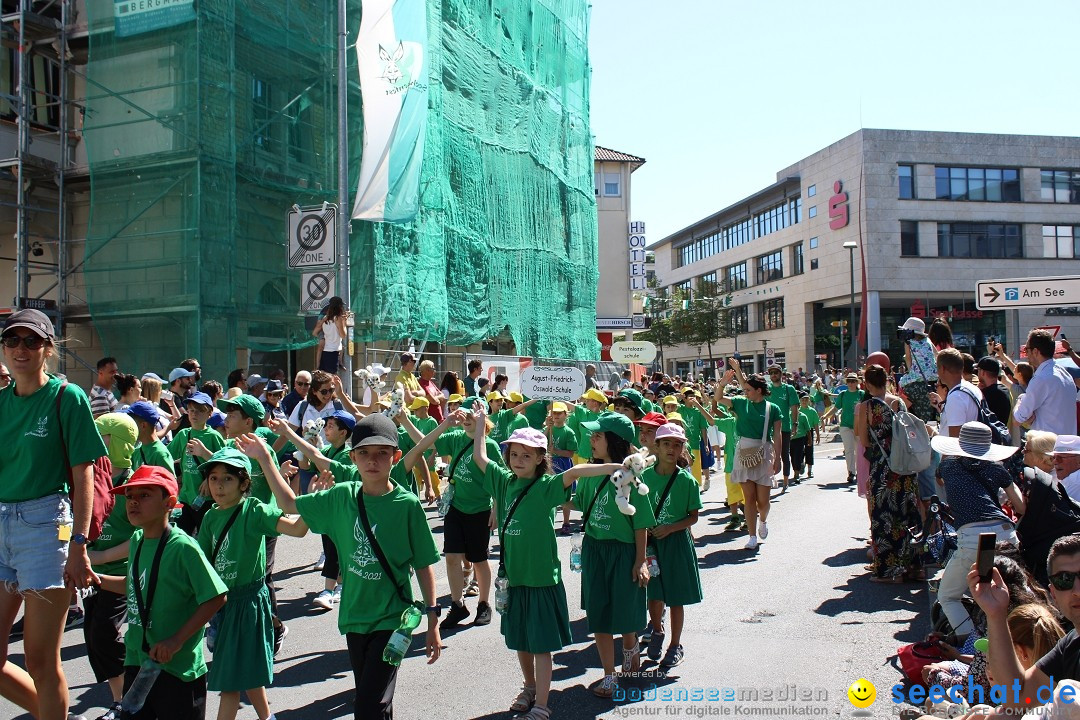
[651,129,1080,377]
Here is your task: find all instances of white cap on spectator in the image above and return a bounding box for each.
[1054,435,1080,455]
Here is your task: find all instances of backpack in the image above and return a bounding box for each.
[1017,467,1080,585]
[56,381,115,542]
[951,386,1024,482]
[868,397,932,475]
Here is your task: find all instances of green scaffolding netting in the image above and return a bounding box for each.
[83,0,598,381]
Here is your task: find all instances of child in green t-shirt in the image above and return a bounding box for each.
[93,465,227,718]
[712,404,743,531]
[546,402,578,535]
[240,415,442,720]
[167,391,225,536]
[197,448,306,720]
[471,407,621,718]
[126,401,175,472]
[407,397,440,501]
[797,394,822,479]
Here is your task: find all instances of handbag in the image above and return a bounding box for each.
[737,403,771,469]
[896,641,946,685]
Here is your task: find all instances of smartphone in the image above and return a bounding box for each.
[976,532,996,582]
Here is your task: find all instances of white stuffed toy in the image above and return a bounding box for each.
[353,365,387,396]
[608,448,655,515]
[293,417,326,464]
[381,383,405,419]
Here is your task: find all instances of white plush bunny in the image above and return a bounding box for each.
[353,365,387,395]
[293,417,326,463]
[381,383,405,419]
[608,448,655,515]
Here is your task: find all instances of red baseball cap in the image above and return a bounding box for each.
[112,465,179,497]
[635,411,668,428]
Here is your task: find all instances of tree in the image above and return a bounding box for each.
[637,281,676,371]
[681,278,732,379]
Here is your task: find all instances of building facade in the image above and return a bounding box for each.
[651,129,1080,377]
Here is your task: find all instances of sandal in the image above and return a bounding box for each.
[593,675,617,698]
[510,685,536,713]
[515,705,551,720]
[622,642,640,673]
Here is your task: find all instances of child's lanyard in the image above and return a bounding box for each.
[132,525,172,653]
[653,469,681,519]
[326,443,350,463]
[446,444,472,486]
[210,504,244,566]
[498,477,540,573]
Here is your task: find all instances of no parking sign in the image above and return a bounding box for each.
[301,271,336,314]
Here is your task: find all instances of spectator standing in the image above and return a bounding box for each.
[90,356,120,418]
[977,356,1013,426]
[281,370,311,417]
[584,364,599,391]
[1013,329,1077,435]
[935,349,983,439]
[263,379,287,422]
[115,373,141,412]
[896,317,938,421]
[464,359,483,397]
[1053,436,1080,498]
[397,352,422,402]
[417,360,445,423]
[314,296,348,373]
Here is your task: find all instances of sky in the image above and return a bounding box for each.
[587,0,1080,244]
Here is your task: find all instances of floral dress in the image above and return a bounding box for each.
[864,397,923,579]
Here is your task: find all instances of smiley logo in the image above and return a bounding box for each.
[847,678,876,708]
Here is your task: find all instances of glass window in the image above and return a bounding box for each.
[603,172,621,197]
[1041,170,1080,204]
[809,236,818,249]
[900,221,919,256]
[935,166,1021,202]
[898,165,914,199]
[756,251,783,285]
[1043,225,1080,259]
[792,244,804,275]
[810,259,819,270]
[252,77,273,150]
[807,184,816,197]
[937,223,1024,258]
[725,262,748,290]
[808,206,817,218]
[730,306,749,334]
[760,298,784,330]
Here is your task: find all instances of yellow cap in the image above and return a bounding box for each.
[551,402,568,413]
[663,395,679,405]
[666,412,685,425]
[607,403,615,412]
[487,391,504,402]
[508,392,524,403]
[448,393,464,404]
[583,388,608,404]
[408,397,430,410]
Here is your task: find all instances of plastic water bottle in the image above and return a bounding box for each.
[494,569,510,614]
[382,604,423,666]
[120,658,162,713]
[569,540,582,573]
[191,495,208,510]
[437,484,454,518]
[645,543,660,578]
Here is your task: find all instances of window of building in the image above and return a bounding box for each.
[673,196,802,268]
[756,251,783,284]
[0,49,60,128]
[729,305,749,334]
[898,164,914,199]
[252,77,273,150]
[810,259,819,270]
[809,236,819,249]
[792,243,804,275]
[760,298,784,330]
[808,205,818,218]
[900,220,919,257]
[807,184,816,197]
[937,223,1023,258]
[699,271,717,289]
[603,172,621,197]
[934,166,1021,202]
[725,262,748,290]
[1043,225,1080,258]
[1041,170,1080,204]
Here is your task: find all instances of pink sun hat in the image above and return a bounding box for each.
[505,427,548,450]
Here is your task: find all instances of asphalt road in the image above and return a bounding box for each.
[4,438,929,720]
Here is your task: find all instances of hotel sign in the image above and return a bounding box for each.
[629,221,647,290]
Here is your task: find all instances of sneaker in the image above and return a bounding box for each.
[464,580,479,598]
[808,468,814,478]
[331,584,342,603]
[95,703,123,720]
[474,601,493,626]
[745,536,759,550]
[65,606,84,630]
[273,622,288,657]
[646,630,665,661]
[660,644,684,668]
[314,552,325,571]
[441,601,470,629]
[313,590,334,611]
[758,520,769,540]
[702,476,711,492]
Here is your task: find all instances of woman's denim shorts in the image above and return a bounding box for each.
[0,493,72,592]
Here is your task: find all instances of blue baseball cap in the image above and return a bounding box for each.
[327,410,356,431]
[141,372,164,383]
[124,400,161,425]
[184,391,214,408]
[169,367,196,382]
[207,410,226,429]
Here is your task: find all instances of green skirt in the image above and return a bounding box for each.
[501,581,572,653]
[646,529,703,606]
[207,581,273,692]
[581,535,646,635]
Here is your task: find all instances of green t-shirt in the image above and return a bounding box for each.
[568,406,600,460]
[572,473,655,543]
[168,427,225,505]
[837,388,867,429]
[434,430,500,514]
[729,397,781,443]
[522,398,550,430]
[679,405,711,453]
[321,442,352,467]
[809,388,824,405]
[295,482,441,635]
[197,497,282,589]
[492,409,530,444]
[549,424,578,454]
[800,406,821,434]
[224,428,279,508]
[477,462,569,588]
[792,411,812,440]
[769,382,800,433]
[0,375,107,502]
[410,415,438,461]
[644,466,703,526]
[714,413,738,473]
[329,459,417,497]
[124,527,228,681]
[91,494,135,576]
[131,440,174,472]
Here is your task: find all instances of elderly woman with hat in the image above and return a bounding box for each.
[897,316,939,422]
[931,421,1025,639]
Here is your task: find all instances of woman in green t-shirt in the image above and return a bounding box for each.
[715,359,782,552]
[472,408,621,720]
[573,412,655,698]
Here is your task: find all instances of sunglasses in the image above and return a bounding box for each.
[1,335,46,350]
[296,381,310,387]
[317,388,334,397]
[1048,570,1080,591]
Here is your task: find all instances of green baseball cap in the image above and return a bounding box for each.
[461,396,489,413]
[199,447,253,478]
[616,388,645,414]
[217,394,266,422]
[581,411,638,445]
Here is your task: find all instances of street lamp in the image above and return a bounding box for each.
[843,241,858,367]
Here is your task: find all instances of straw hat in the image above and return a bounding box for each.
[930,421,1019,461]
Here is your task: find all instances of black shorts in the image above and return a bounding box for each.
[123,664,207,720]
[443,506,492,562]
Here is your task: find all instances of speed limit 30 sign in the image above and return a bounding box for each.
[288,204,338,268]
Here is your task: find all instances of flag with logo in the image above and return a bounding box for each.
[352,0,429,223]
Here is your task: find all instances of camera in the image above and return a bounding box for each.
[897,328,918,342]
